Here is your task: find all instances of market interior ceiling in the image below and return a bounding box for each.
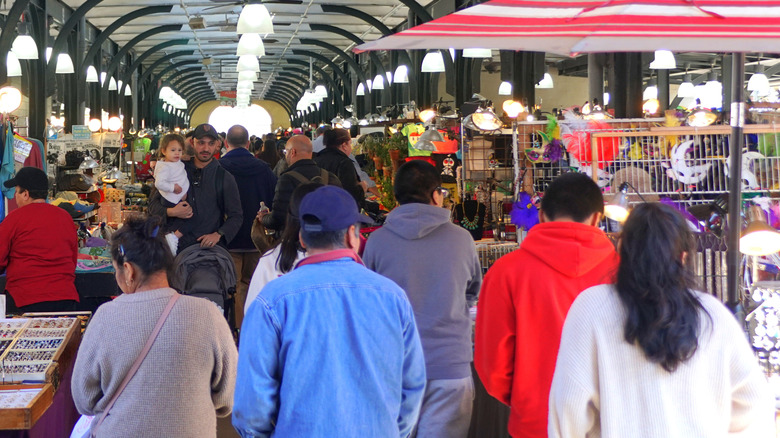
[3,0,779,115]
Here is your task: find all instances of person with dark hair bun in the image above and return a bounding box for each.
[72,216,237,438]
[549,203,774,438]
[315,128,366,207]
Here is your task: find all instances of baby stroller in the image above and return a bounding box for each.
[172,244,237,333]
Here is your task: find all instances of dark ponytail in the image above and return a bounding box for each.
[111,215,174,283]
[276,182,323,273]
[616,202,710,372]
[323,128,350,149]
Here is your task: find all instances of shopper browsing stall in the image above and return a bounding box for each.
[549,203,775,437]
[71,216,237,438]
[0,167,79,313]
[475,172,619,438]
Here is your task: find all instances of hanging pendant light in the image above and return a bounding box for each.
[643,78,658,100]
[108,77,118,91]
[356,83,365,96]
[12,34,38,60]
[237,3,274,35]
[45,47,52,62]
[462,48,492,58]
[677,73,694,98]
[536,70,554,89]
[314,84,328,99]
[237,81,254,90]
[100,72,108,86]
[649,50,676,69]
[748,63,771,93]
[372,74,385,90]
[236,33,266,57]
[238,71,258,82]
[0,87,22,114]
[86,66,99,83]
[237,55,260,72]
[6,52,22,77]
[393,65,409,84]
[498,81,512,96]
[124,86,132,96]
[421,51,445,73]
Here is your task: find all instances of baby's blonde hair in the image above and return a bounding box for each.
[158,133,186,159]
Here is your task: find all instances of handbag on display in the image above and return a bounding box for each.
[70,294,180,438]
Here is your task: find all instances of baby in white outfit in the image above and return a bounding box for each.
[154,134,190,254]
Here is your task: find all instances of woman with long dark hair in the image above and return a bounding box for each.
[549,203,774,437]
[258,139,281,168]
[244,182,323,314]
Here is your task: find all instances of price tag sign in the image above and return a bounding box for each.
[72,125,91,140]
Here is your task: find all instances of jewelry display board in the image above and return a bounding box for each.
[0,317,81,430]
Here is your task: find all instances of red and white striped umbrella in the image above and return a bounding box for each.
[355,0,780,55]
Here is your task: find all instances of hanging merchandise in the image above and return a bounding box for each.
[510,192,540,231]
[401,123,430,157]
[454,199,486,240]
[431,153,460,184]
[1,122,15,200]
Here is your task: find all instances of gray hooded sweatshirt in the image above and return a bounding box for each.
[364,203,482,380]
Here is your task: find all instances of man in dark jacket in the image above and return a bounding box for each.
[314,128,365,208]
[259,135,340,232]
[148,123,243,253]
[363,161,481,438]
[220,125,277,323]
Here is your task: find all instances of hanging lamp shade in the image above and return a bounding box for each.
[356,83,365,96]
[421,51,445,73]
[643,79,658,100]
[498,81,512,96]
[314,85,328,99]
[748,64,770,93]
[237,55,260,72]
[677,74,694,98]
[108,77,118,91]
[237,81,254,90]
[0,87,22,113]
[55,53,74,74]
[462,48,492,58]
[45,47,52,62]
[100,72,107,85]
[238,71,258,81]
[159,86,174,101]
[6,52,22,77]
[393,65,409,83]
[124,85,132,96]
[649,50,676,69]
[237,4,274,35]
[236,33,266,57]
[86,65,99,82]
[740,205,780,256]
[535,72,554,89]
[372,74,385,90]
[12,35,38,60]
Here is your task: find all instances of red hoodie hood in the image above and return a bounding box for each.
[522,221,616,278]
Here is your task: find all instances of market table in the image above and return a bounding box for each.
[0,273,117,314]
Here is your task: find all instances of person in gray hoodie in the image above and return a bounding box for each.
[363,160,482,438]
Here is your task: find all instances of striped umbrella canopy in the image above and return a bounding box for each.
[355,0,780,55]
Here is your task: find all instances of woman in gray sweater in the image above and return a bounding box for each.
[72,217,238,438]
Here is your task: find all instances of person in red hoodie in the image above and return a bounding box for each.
[0,167,79,313]
[475,172,618,438]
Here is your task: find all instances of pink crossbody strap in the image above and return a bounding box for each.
[92,293,180,435]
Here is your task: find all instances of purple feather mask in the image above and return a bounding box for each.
[511,192,540,231]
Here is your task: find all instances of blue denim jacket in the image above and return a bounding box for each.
[233,257,426,437]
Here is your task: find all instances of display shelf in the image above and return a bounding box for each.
[0,384,54,430]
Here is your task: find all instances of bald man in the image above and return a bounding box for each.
[259,135,341,232]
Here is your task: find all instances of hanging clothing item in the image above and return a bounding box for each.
[1,123,15,200]
[401,123,430,157]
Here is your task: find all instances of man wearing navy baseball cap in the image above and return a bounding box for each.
[0,167,79,313]
[234,185,426,437]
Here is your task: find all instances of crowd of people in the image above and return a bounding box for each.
[0,122,774,437]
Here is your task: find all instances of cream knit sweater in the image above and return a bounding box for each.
[72,288,238,438]
[549,284,776,438]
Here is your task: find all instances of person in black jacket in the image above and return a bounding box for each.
[258,135,341,233]
[219,125,277,324]
[314,128,366,208]
[148,124,243,254]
